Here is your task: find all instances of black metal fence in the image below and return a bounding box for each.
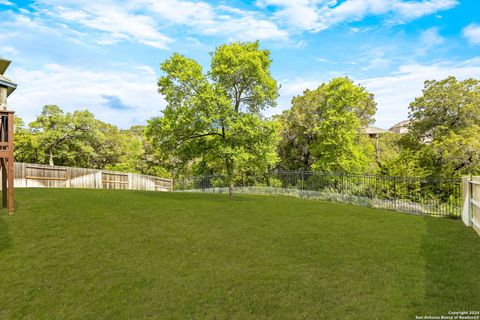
[175,171,462,218]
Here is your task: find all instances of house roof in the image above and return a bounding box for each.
[390,120,410,130]
[0,59,11,75]
[365,126,388,134]
[0,58,17,96]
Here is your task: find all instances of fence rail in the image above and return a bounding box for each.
[176,171,462,218]
[3,162,173,192]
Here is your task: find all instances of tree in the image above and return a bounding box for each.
[278,77,377,173]
[409,77,480,142]
[375,133,430,177]
[105,125,169,176]
[30,105,99,166]
[87,121,123,169]
[404,76,480,176]
[15,107,167,174]
[14,117,43,163]
[146,41,279,198]
[276,105,317,170]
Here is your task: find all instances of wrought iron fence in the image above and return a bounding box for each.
[175,171,462,218]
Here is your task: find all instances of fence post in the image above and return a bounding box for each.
[96,171,103,189]
[341,172,344,195]
[66,167,71,188]
[300,170,304,191]
[393,176,397,210]
[127,173,133,190]
[462,176,473,227]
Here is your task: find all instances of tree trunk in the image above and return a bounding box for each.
[226,158,234,199]
[49,149,54,166]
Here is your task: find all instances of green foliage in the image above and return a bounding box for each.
[376,133,430,177]
[428,126,480,176]
[403,77,480,177]
[14,107,169,176]
[14,117,42,163]
[278,77,377,173]
[28,105,99,166]
[210,41,278,113]
[146,41,279,197]
[409,76,480,141]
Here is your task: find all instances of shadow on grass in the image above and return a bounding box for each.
[420,217,480,315]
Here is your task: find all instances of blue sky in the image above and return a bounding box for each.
[1,0,479,128]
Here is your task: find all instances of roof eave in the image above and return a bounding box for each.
[0,59,11,75]
[0,79,17,96]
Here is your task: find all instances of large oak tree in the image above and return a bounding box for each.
[278,77,377,173]
[146,41,279,198]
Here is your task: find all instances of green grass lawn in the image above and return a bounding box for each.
[0,189,479,319]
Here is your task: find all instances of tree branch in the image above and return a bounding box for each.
[181,132,223,140]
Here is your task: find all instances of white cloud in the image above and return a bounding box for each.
[203,14,288,41]
[34,0,288,47]
[420,27,444,47]
[137,0,289,41]
[136,0,215,25]
[6,0,455,48]
[0,0,14,5]
[270,58,480,129]
[360,61,480,128]
[6,14,62,36]
[391,0,458,20]
[0,11,92,47]
[316,57,332,63]
[359,47,392,71]
[416,27,445,55]
[256,0,327,32]
[0,46,18,56]
[7,63,166,128]
[257,0,458,32]
[54,5,173,49]
[463,23,480,45]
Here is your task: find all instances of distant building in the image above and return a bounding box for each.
[389,120,410,134]
[365,126,388,139]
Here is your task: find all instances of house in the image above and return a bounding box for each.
[0,59,17,111]
[389,120,410,134]
[365,126,388,139]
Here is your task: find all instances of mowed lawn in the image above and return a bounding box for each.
[0,189,479,319]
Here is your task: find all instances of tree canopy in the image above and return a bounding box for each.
[14,106,166,176]
[278,77,377,173]
[400,77,480,177]
[146,41,279,197]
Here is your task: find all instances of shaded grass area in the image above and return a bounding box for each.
[0,188,479,319]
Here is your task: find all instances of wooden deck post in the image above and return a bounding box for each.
[6,112,14,214]
[7,158,13,214]
[0,111,15,214]
[0,59,17,215]
[1,159,6,208]
[7,112,14,214]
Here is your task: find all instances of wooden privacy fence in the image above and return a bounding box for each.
[462,176,480,236]
[1,162,173,192]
